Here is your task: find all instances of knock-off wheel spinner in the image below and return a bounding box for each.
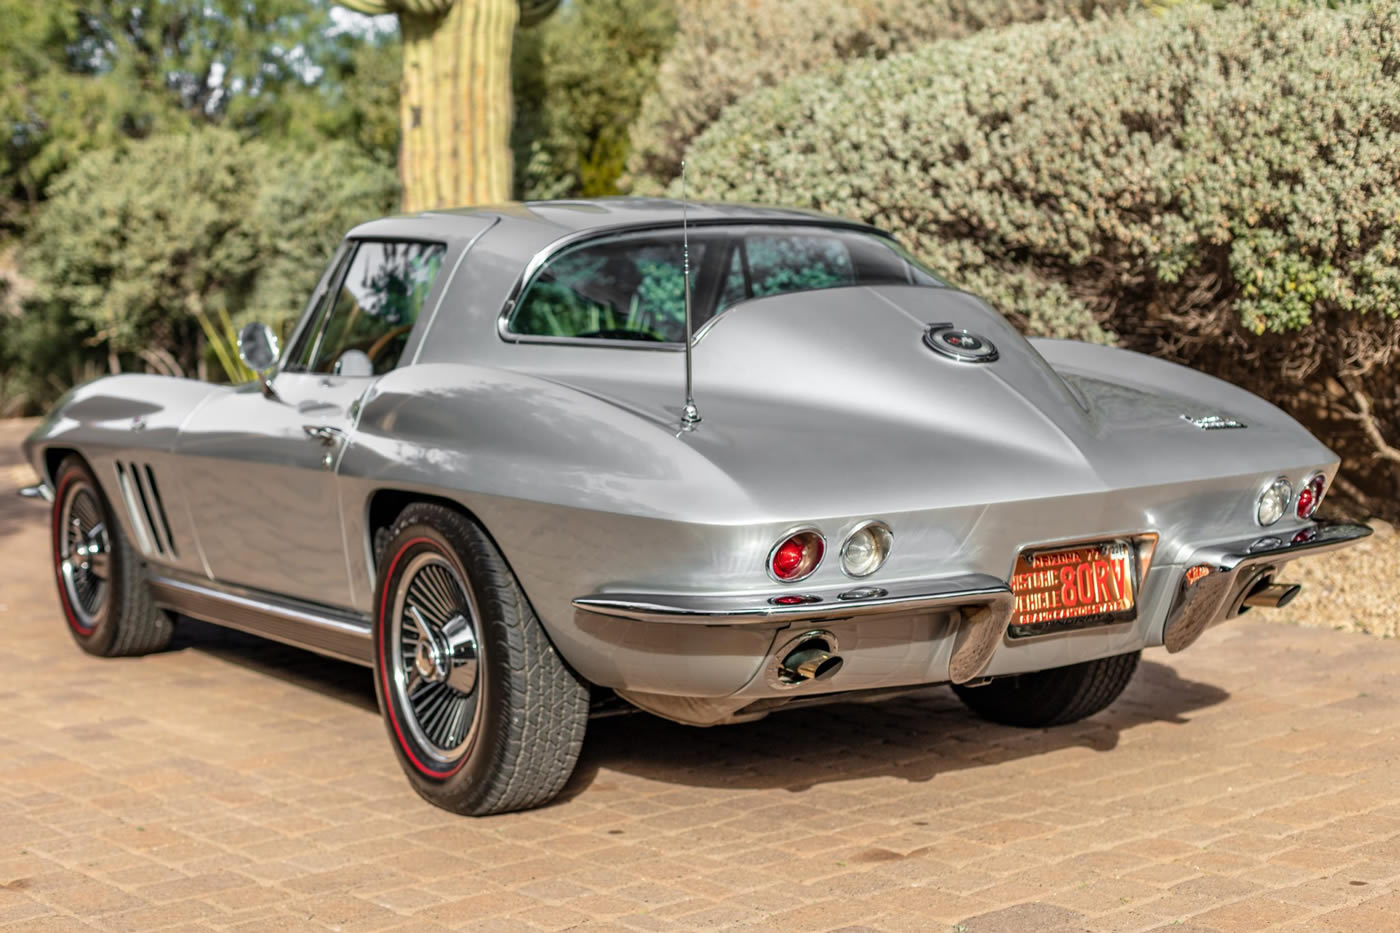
[389,552,484,761]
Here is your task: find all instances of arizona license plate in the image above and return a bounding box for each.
[1008,540,1138,638]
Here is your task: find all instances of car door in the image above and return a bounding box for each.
[175,239,448,609]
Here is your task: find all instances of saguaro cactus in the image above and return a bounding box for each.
[338,0,560,210]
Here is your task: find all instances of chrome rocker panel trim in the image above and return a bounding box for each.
[148,574,373,666]
[572,572,1012,624]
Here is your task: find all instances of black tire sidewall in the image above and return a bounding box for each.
[953,650,1141,728]
[52,458,121,655]
[372,518,511,804]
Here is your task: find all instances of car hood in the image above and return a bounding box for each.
[534,284,1334,520]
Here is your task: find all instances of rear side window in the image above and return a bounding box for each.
[507,225,943,343]
[510,235,704,343]
[745,234,856,298]
[299,240,446,374]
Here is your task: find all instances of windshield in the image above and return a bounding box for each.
[507,225,944,343]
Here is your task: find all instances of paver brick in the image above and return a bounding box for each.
[3,416,1400,931]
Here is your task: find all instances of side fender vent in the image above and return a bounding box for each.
[114,462,178,559]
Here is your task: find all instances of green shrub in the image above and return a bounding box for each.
[12,129,398,402]
[682,1,1400,512]
[23,130,266,376]
[245,141,402,326]
[625,0,1138,194]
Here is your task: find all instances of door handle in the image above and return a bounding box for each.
[302,424,346,446]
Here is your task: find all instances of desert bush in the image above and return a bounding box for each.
[11,129,397,403]
[625,0,1137,194]
[245,141,402,325]
[681,1,1400,515]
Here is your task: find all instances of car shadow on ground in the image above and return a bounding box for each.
[166,617,1229,800]
[169,617,381,713]
[559,661,1228,799]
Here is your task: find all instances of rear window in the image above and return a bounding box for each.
[507,225,943,343]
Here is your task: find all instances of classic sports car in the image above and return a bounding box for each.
[20,199,1371,815]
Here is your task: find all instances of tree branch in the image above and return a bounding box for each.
[1340,376,1400,465]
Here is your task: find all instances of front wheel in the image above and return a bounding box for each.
[373,503,589,816]
[951,650,1140,728]
[50,455,173,657]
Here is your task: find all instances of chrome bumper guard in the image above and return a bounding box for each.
[572,573,1011,624]
[573,573,1016,685]
[1161,520,1371,652]
[18,483,54,503]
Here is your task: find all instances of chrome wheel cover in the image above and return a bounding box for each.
[58,481,110,630]
[389,552,484,762]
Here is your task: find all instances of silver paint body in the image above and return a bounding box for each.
[22,199,1366,723]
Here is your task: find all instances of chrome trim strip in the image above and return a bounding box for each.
[114,463,155,557]
[1193,520,1372,571]
[496,219,899,348]
[573,573,1011,625]
[148,575,374,666]
[18,483,54,503]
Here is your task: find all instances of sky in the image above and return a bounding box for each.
[328,5,398,37]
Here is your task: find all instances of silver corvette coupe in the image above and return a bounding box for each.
[20,199,1371,815]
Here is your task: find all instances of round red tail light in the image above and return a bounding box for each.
[768,530,825,583]
[1296,473,1326,519]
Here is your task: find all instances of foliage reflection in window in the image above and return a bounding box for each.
[309,241,445,374]
[509,226,943,342]
[513,237,702,342]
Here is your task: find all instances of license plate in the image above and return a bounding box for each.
[1008,540,1138,638]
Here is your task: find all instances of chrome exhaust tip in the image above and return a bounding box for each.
[1242,581,1302,610]
[781,645,844,683]
[771,630,844,686]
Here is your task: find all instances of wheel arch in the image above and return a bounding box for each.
[365,488,510,585]
[42,446,83,485]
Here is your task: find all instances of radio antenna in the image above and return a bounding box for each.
[680,160,701,428]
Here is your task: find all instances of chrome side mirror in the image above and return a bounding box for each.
[238,322,280,398]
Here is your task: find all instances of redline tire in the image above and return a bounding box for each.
[372,503,589,815]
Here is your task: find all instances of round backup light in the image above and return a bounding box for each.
[768,530,825,583]
[841,522,893,577]
[1296,473,1326,520]
[1256,477,1293,527]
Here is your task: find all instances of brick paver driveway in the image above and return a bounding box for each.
[2,419,1399,933]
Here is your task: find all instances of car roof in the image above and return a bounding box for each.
[345,197,884,253]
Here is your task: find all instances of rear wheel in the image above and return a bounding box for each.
[50,456,173,657]
[952,650,1140,728]
[373,503,589,815]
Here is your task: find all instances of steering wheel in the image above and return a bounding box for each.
[367,323,415,363]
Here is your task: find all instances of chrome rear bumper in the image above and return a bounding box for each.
[573,573,1016,685]
[572,572,1010,624]
[1161,520,1371,652]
